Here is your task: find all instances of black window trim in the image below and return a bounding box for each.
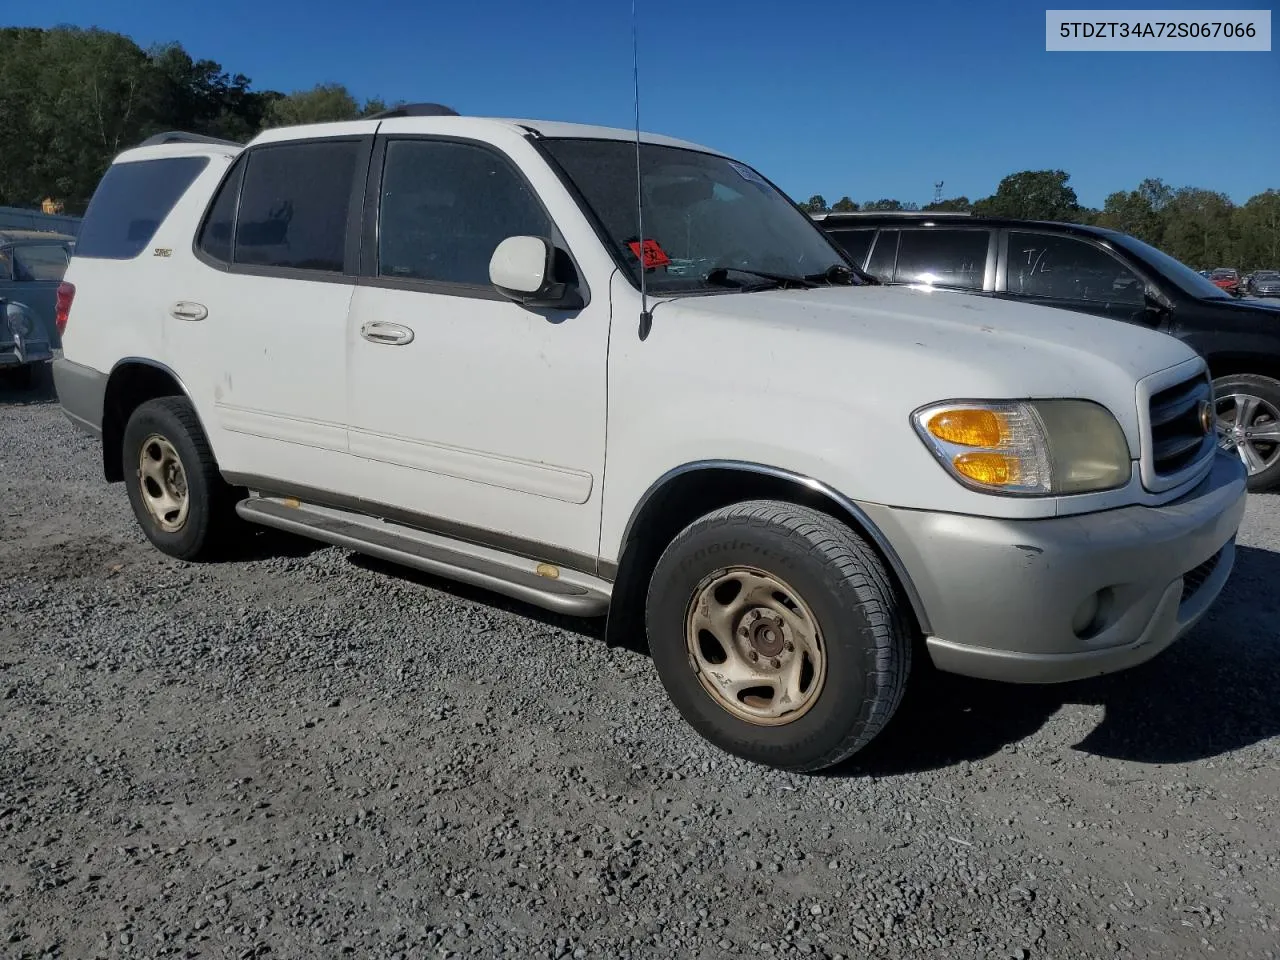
[995,226,1164,307]
[889,225,998,292]
[191,134,374,286]
[865,228,900,282]
[357,133,591,307]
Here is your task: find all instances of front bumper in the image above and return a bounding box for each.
[860,450,1248,683]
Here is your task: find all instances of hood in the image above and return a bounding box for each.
[647,284,1200,456]
[654,283,1195,384]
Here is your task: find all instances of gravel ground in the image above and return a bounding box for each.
[3,371,1280,960]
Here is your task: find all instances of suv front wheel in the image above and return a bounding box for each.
[122,397,242,561]
[645,500,913,772]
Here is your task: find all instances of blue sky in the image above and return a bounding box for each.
[14,0,1279,208]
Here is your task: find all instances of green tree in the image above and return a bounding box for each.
[264,82,362,127]
[863,198,903,211]
[831,196,859,212]
[973,170,1081,222]
[797,194,829,213]
[923,196,972,212]
[1231,190,1280,270]
[1159,188,1236,270]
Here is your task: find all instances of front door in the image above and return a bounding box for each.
[1001,229,1152,324]
[343,134,610,567]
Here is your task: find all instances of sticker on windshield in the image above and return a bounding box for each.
[728,161,767,185]
[628,239,672,269]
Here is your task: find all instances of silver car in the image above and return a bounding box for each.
[1248,270,1280,298]
[0,230,74,388]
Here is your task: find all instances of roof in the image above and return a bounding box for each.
[244,114,726,156]
[813,209,1124,240]
[0,229,76,244]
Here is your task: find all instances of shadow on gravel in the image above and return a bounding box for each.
[842,543,1280,777]
[335,538,1280,777]
[0,362,57,405]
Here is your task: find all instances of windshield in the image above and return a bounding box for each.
[1107,233,1232,300]
[540,138,861,294]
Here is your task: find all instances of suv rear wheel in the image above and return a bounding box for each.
[645,499,913,772]
[122,397,242,560]
[1213,373,1280,492]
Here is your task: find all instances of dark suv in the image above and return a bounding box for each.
[815,211,1280,492]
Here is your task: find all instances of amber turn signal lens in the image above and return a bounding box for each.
[952,452,1020,486]
[926,408,1008,447]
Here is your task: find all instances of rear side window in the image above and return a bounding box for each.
[75,157,210,259]
[828,229,875,267]
[894,229,990,289]
[232,140,361,273]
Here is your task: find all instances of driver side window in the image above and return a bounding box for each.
[378,139,552,287]
[1007,232,1145,305]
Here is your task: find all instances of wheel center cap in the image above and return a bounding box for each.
[743,609,787,658]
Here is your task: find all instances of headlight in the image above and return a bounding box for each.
[912,399,1132,496]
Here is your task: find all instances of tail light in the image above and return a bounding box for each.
[55,281,75,336]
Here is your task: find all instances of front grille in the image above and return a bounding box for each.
[1148,373,1215,478]
[1179,550,1222,605]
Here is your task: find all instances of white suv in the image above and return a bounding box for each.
[53,105,1248,772]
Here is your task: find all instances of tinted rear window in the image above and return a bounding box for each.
[828,228,875,267]
[232,140,360,273]
[75,156,210,259]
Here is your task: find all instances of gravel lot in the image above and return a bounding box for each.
[3,371,1279,960]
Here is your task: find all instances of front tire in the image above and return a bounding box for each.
[645,500,913,772]
[122,397,242,561]
[1213,374,1280,492]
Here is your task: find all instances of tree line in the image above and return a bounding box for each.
[799,169,1280,273]
[3,27,1276,273]
[0,26,400,213]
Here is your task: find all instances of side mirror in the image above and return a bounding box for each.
[489,236,577,308]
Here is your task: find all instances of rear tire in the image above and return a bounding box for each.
[1213,374,1280,492]
[645,500,913,772]
[122,397,243,561]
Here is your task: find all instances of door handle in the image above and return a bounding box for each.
[360,321,415,346]
[169,301,208,322]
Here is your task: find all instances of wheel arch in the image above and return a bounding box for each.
[1204,352,1280,386]
[102,358,200,483]
[603,460,932,650]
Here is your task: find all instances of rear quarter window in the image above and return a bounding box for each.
[75,156,211,260]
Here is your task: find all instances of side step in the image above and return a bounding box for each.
[235,496,612,617]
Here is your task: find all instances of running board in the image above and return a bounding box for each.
[235,496,612,617]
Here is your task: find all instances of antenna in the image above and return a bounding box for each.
[933,181,944,205]
[631,0,653,340]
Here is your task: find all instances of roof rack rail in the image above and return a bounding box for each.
[366,102,460,119]
[813,209,972,219]
[137,131,245,149]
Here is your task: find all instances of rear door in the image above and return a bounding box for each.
[169,129,375,490]
[999,229,1151,323]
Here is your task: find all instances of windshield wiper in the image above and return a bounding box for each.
[701,267,819,289]
[803,263,858,285]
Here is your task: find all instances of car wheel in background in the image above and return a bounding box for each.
[1214,374,1280,492]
